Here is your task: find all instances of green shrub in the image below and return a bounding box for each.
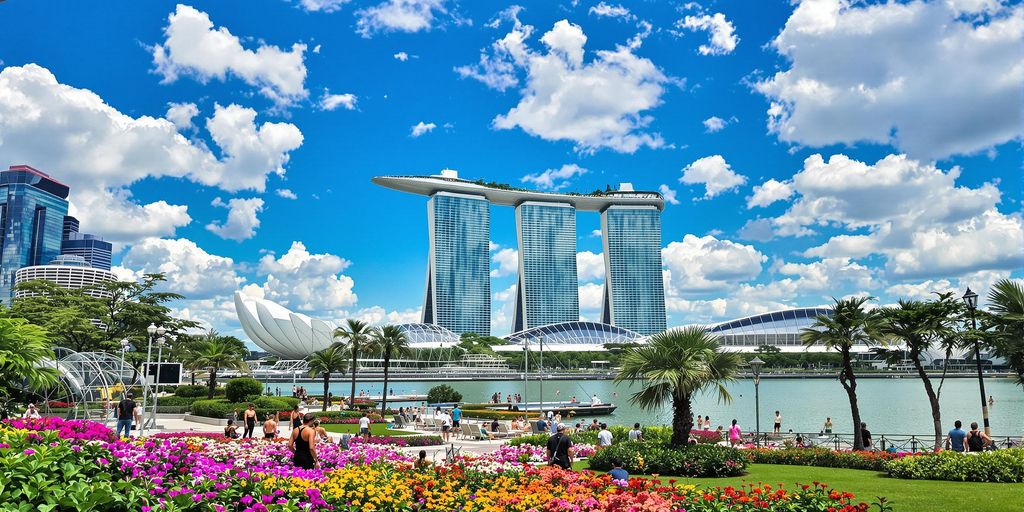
[154,395,199,407]
[427,384,463,404]
[173,384,208,398]
[225,378,264,403]
[588,442,747,477]
[747,447,906,472]
[886,449,1024,483]
[190,399,236,419]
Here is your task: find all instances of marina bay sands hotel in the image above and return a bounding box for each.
[373,170,666,336]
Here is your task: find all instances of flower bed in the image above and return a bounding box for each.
[0,419,878,511]
[886,449,1024,483]
[350,435,444,447]
[747,447,915,472]
[589,442,748,477]
[4,416,115,443]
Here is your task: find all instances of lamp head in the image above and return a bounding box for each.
[147,324,157,335]
[961,288,979,310]
[749,356,765,376]
[156,326,167,336]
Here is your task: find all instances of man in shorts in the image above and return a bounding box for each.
[358,412,371,440]
[440,409,453,442]
[546,424,574,470]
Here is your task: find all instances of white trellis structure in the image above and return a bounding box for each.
[34,348,150,426]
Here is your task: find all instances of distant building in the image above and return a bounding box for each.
[514,202,579,332]
[0,165,71,301]
[60,215,112,271]
[601,204,666,335]
[14,254,116,299]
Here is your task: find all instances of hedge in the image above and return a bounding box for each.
[189,399,289,421]
[886,449,1024,483]
[589,443,747,477]
[173,385,208,398]
[153,395,199,407]
[225,378,264,403]
[747,447,910,472]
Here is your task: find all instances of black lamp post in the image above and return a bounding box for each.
[750,356,765,447]
[962,287,991,437]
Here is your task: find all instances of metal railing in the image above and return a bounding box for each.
[749,431,1022,453]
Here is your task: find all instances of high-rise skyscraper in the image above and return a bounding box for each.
[513,202,578,331]
[0,165,70,301]
[424,191,491,335]
[601,205,666,335]
[60,214,113,271]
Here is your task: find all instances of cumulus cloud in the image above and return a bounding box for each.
[250,241,358,312]
[490,248,518,277]
[658,184,680,205]
[662,234,766,293]
[576,251,605,282]
[768,153,1023,279]
[589,2,634,20]
[677,12,739,55]
[347,306,422,325]
[276,189,298,199]
[206,197,265,241]
[886,279,955,299]
[679,155,747,198]
[458,17,670,153]
[319,90,357,110]
[0,64,302,244]
[747,179,794,208]
[521,163,588,190]
[394,51,409,61]
[411,121,437,137]
[298,0,349,12]
[152,5,308,108]
[579,282,604,311]
[355,0,456,37]
[165,102,199,131]
[756,0,1023,159]
[117,237,243,299]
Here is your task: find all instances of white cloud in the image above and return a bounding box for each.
[206,197,265,241]
[313,44,322,53]
[589,2,634,20]
[152,5,308,108]
[679,155,747,198]
[737,218,775,242]
[394,51,409,61]
[410,121,437,137]
[118,237,244,299]
[276,188,298,199]
[702,116,726,133]
[347,306,422,325]
[662,234,766,293]
[658,184,680,205]
[886,279,955,299]
[299,0,349,13]
[579,282,604,311]
[254,241,358,312]
[355,0,455,37]
[677,12,739,55]
[165,102,199,131]
[491,283,518,334]
[459,18,670,153]
[490,248,518,277]
[521,163,588,190]
[756,0,1023,159]
[769,153,1023,279]
[576,251,605,282]
[590,229,602,238]
[0,64,302,244]
[319,90,357,110]
[747,179,794,208]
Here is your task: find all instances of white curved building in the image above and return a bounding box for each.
[14,254,116,299]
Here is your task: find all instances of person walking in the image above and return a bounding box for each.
[728,419,742,447]
[115,394,139,438]
[242,403,257,438]
[289,413,319,470]
[263,413,279,440]
[773,411,782,434]
[597,423,613,449]
[860,422,873,450]
[966,422,991,452]
[628,422,643,442]
[440,410,452,442]
[823,417,833,435]
[358,411,372,441]
[451,404,462,433]
[546,424,574,470]
[945,420,967,452]
[290,405,302,431]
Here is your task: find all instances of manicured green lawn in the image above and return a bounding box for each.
[574,462,1024,512]
[320,423,418,437]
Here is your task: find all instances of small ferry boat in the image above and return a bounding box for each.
[488,401,617,416]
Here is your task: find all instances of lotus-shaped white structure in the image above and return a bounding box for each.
[234,292,337,359]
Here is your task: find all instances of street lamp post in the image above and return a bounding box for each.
[140,324,158,435]
[962,288,991,437]
[118,338,131,387]
[523,343,528,414]
[151,336,167,429]
[538,335,544,412]
[749,357,765,448]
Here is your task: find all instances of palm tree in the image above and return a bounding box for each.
[614,326,742,448]
[0,318,58,400]
[367,325,410,415]
[307,345,349,412]
[333,319,372,409]
[878,294,961,450]
[985,279,1024,387]
[802,297,883,450]
[182,332,249,399]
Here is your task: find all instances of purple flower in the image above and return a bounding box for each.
[22,449,35,456]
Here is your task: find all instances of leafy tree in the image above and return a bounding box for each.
[0,318,58,401]
[427,384,462,404]
[367,325,410,415]
[11,280,105,352]
[180,331,249,398]
[877,294,962,450]
[333,319,372,408]
[306,345,349,412]
[801,297,884,450]
[985,279,1024,387]
[615,326,742,448]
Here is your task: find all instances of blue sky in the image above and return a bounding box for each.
[0,0,1020,341]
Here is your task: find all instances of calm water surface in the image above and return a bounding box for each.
[288,377,1024,435]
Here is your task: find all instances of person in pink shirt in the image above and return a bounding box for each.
[728,419,742,447]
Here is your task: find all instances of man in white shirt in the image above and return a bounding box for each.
[628,422,643,442]
[597,423,613,449]
[440,410,453,442]
[358,412,371,441]
[591,394,601,406]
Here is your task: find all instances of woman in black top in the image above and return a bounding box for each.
[290,413,318,470]
[291,405,302,430]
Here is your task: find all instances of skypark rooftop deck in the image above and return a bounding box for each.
[372,171,664,211]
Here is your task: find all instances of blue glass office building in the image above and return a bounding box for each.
[513,202,579,332]
[601,205,666,335]
[424,192,491,335]
[61,233,113,271]
[0,165,71,301]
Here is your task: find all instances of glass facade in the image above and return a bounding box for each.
[61,234,113,271]
[709,307,833,348]
[505,321,641,348]
[513,202,578,331]
[0,166,70,302]
[424,192,491,335]
[601,206,666,335]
